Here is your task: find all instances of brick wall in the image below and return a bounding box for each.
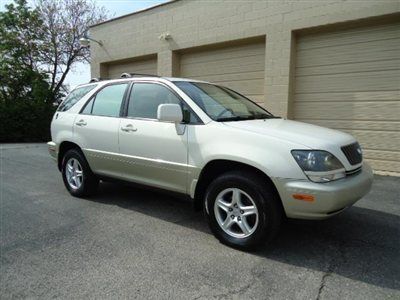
[90,0,399,117]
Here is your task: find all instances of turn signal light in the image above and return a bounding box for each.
[292,194,315,202]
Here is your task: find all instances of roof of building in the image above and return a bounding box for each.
[90,0,180,28]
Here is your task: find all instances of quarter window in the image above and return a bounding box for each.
[57,84,96,112]
[91,83,128,117]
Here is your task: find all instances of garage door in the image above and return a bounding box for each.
[107,57,157,79]
[180,41,266,105]
[293,22,400,173]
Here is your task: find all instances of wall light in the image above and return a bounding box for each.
[158,32,172,41]
[79,37,103,47]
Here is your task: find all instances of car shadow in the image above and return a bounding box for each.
[86,181,400,291]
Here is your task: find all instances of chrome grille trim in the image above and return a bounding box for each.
[346,166,362,176]
[341,142,362,165]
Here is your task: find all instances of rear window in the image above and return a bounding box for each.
[57,85,97,112]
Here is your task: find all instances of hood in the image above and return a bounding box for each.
[223,118,355,149]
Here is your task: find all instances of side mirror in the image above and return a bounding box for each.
[157,104,183,123]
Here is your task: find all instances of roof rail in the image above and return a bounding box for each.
[120,72,160,78]
[88,77,109,83]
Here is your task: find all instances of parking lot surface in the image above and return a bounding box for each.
[1,144,399,299]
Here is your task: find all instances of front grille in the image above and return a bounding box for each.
[341,142,362,165]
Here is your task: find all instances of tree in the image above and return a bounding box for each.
[36,0,108,101]
[0,0,50,105]
[0,0,107,142]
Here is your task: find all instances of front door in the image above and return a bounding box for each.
[118,82,188,193]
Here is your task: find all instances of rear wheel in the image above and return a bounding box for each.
[205,171,282,250]
[61,149,98,197]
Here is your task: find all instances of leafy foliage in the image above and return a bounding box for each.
[0,100,55,142]
[0,0,54,142]
[36,0,108,98]
[0,0,50,103]
[0,0,107,142]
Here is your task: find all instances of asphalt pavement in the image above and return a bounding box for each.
[1,144,399,299]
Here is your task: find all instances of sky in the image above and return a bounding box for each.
[1,0,169,89]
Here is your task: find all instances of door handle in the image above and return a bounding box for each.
[76,120,87,126]
[121,124,137,132]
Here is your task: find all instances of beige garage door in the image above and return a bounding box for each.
[180,41,266,105]
[107,57,157,79]
[294,22,400,174]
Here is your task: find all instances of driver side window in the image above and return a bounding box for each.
[127,83,180,119]
[126,83,200,123]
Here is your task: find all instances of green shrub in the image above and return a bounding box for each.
[0,100,56,142]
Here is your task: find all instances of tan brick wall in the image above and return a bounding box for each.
[158,50,179,77]
[90,0,399,117]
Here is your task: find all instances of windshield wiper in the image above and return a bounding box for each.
[253,113,280,119]
[216,115,256,122]
[217,114,281,122]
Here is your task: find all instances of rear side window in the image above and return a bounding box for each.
[81,98,94,115]
[90,83,128,117]
[57,85,96,112]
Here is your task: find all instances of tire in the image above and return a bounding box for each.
[204,171,282,250]
[61,148,99,197]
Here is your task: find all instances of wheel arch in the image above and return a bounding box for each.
[57,141,83,171]
[193,159,283,212]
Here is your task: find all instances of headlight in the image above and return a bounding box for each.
[291,150,345,183]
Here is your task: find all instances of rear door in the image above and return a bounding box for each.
[73,82,129,177]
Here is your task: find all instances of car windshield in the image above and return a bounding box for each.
[174,81,276,121]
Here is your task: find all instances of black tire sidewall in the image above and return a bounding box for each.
[205,172,281,250]
[61,149,97,197]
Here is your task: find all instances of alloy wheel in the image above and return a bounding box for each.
[214,188,259,238]
[65,158,83,190]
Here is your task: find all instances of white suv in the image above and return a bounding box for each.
[48,75,373,249]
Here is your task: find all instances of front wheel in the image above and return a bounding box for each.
[205,171,282,250]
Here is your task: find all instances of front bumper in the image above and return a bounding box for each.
[273,162,373,220]
[47,141,57,161]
